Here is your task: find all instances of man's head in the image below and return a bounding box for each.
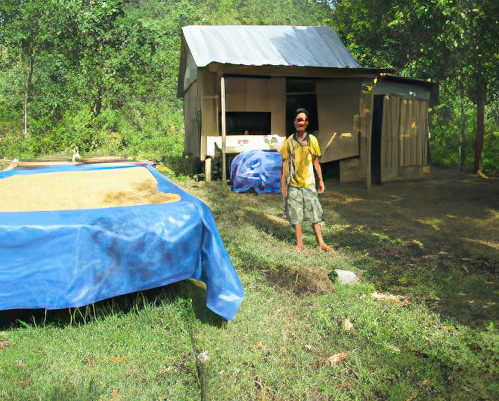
[294,108,309,134]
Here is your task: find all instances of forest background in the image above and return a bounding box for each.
[1,0,499,175]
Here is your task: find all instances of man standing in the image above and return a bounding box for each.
[280,108,331,252]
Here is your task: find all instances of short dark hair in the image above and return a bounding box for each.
[295,108,308,119]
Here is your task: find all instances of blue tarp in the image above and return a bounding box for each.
[0,163,244,321]
[230,150,282,194]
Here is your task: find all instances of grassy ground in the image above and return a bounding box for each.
[0,168,498,400]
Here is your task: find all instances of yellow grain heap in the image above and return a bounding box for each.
[0,166,180,212]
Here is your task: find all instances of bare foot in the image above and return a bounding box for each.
[319,244,333,252]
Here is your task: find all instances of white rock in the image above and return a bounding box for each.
[334,269,358,284]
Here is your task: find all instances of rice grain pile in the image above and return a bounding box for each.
[0,166,180,212]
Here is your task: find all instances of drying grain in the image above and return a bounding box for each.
[0,166,180,212]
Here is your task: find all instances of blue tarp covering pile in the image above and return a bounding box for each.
[230,150,282,194]
[0,163,244,321]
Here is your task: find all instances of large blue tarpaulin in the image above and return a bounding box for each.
[0,163,244,321]
[230,150,282,194]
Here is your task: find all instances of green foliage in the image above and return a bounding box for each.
[310,285,499,399]
[0,296,199,401]
[116,101,185,161]
[329,0,499,174]
[482,100,499,174]
[430,79,474,169]
[0,0,198,162]
[1,0,499,172]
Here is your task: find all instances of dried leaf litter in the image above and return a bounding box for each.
[0,167,180,212]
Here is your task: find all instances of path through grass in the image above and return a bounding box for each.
[1,170,498,400]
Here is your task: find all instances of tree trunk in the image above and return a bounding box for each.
[23,53,35,138]
[23,92,29,138]
[460,83,466,172]
[473,96,484,174]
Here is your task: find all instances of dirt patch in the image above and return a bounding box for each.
[322,168,499,328]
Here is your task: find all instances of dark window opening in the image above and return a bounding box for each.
[224,112,272,135]
[321,160,340,181]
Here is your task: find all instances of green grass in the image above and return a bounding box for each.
[1,178,498,400]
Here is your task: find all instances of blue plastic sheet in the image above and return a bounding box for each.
[230,150,282,194]
[0,163,244,321]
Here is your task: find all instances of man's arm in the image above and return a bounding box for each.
[281,159,288,198]
[313,156,324,193]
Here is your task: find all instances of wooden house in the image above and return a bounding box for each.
[177,25,434,185]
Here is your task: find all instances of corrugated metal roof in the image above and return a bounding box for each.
[182,25,360,69]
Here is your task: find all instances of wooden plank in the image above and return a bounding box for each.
[383,95,390,180]
[361,88,374,189]
[200,71,220,160]
[205,157,212,182]
[385,95,395,179]
[422,101,429,165]
[317,79,362,163]
[407,99,413,166]
[340,158,363,183]
[392,96,400,177]
[399,165,424,178]
[183,80,202,158]
[221,76,227,183]
[415,100,422,165]
[225,77,246,111]
[382,94,400,182]
[399,99,406,167]
[269,77,286,136]
[208,64,379,80]
[409,100,416,166]
[246,78,268,112]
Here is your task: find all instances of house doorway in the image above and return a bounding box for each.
[371,95,384,185]
[286,78,318,136]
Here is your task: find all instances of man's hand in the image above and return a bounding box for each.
[318,180,325,194]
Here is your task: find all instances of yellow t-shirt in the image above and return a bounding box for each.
[280,133,321,188]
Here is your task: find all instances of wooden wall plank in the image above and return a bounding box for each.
[183,80,201,158]
[225,77,246,111]
[246,79,268,112]
[392,96,400,177]
[422,101,428,165]
[200,70,220,160]
[399,99,406,167]
[269,77,286,137]
[381,95,388,172]
[381,94,401,181]
[317,79,362,163]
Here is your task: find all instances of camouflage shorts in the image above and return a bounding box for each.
[285,186,323,227]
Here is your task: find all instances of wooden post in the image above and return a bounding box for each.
[366,126,372,189]
[205,157,212,182]
[362,84,374,189]
[221,75,227,183]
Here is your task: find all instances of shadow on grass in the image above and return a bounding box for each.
[220,208,334,294]
[0,280,225,330]
[243,209,294,242]
[238,248,326,295]
[319,169,499,329]
[46,378,103,401]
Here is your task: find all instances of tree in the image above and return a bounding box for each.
[328,0,499,173]
[457,1,499,172]
[0,0,58,137]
